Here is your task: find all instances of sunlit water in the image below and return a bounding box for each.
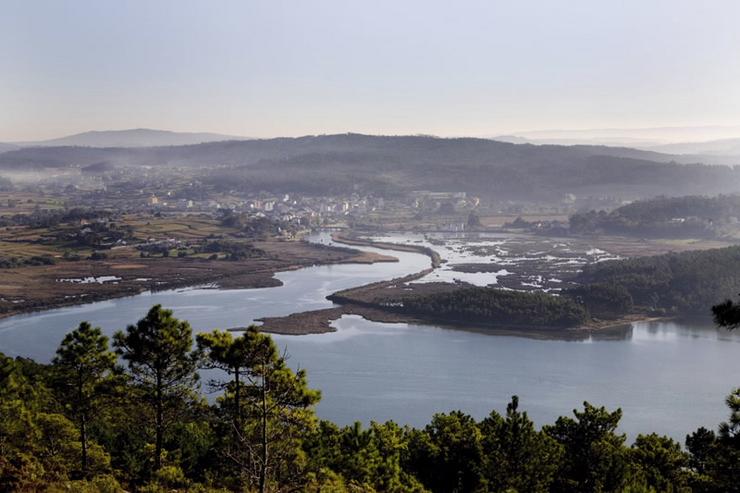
[0,232,738,441]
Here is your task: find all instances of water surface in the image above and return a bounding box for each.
[275,315,739,441]
[0,232,738,441]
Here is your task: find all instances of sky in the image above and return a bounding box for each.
[2,0,740,141]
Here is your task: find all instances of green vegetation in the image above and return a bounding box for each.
[52,322,119,478]
[1,305,738,491]
[0,254,56,268]
[331,244,740,330]
[574,245,740,315]
[113,306,201,472]
[398,287,588,328]
[570,194,740,239]
[564,283,633,320]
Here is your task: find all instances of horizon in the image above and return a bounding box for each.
[7,124,740,146]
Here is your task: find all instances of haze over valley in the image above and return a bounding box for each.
[2,1,740,491]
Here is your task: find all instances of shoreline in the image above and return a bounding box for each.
[253,232,674,338]
[331,231,442,268]
[0,237,398,322]
[253,300,672,339]
[0,229,683,339]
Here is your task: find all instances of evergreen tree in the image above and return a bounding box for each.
[2,307,739,491]
[407,410,484,493]
[713,298,740,330]
[479,395,563,492]
[305,420,425,492]
[113,305,200,471]
[630,433,689,492]
[712,389,740,492]
[203,327,320,492]
[0,353,44,490]
[197,329,255,431]
[52,321,118,477]
[685,390,740,492]
[544,402,630,493]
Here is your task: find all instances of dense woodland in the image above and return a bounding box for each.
[396,244,740,326]
[397,288,588,328]
[0,305,738,492]
[574,245,740,316]
[569,195,740,238]
[563,283,634,320]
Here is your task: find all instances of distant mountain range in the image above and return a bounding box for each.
[493,134,663,148]
[0,142,20,153]
[493,127,740,165]
[497,125,740,147]
[8,128,248,149]
[5,127,740,159]
[2,133,740,201]
[645,138,740,156]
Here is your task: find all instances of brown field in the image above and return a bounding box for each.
[122,214,236,240]
[0,239,397,320]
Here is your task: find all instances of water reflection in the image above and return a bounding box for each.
[588,323,633,341]
[0,233,738,441]
[271,315,740,441]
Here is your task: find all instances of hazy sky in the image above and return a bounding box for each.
[2,0,740,141]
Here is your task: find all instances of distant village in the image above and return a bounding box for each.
[4,164,633,235]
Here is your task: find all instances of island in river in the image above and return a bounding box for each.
[255,231,740,336]
[4,223,739,338]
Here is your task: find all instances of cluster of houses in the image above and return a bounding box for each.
[140,192,394,227]
[408,191,480,212]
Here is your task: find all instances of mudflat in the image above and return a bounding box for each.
[0,239,396,320]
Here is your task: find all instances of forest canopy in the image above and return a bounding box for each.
[396,287,588,328]
[569,194,740,239]
[574,245,740,315]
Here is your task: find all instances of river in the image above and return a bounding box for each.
[0,232,738,441]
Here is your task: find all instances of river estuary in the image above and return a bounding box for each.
[0,232,738,441]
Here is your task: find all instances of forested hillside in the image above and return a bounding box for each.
[3,134,740,199]
[1,305,738,492]
[397,287,587,328]
[570,194,740,238]
[574,245,740,315]
[351,245,740,327]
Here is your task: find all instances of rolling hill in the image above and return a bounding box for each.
[14,128,247,148]
[646,137,740,156]
[2,133,740,200]
[0,142,19,154]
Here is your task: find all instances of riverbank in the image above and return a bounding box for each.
[254,301,666,340]
[0,238,397,321]
[252,232,671,338]
[331,231,442,268]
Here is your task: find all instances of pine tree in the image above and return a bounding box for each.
[214,327,320,492]
[52,322,117,477]
[113,305,200,471]
[480,395,563,492]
